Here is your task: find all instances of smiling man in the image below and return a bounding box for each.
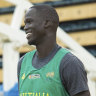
[17,5,90,96]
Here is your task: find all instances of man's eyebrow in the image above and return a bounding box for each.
[24,18,33,22]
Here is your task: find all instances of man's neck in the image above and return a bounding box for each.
[36,40,56,59]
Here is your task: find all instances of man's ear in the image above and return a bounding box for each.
[44,20,52,28]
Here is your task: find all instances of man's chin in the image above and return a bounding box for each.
[28,40,36,45]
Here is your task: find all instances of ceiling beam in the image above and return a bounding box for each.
[1,0,96,8]
[56,3,96,22]
[29,0,57,3]
[0,0,14,8]
[57,30,96,47]
[0,0,58,8]
[0,3,96,24]
[69,30,96,46]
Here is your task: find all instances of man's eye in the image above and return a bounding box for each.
[27,20,31,23]
[25,20,31,23]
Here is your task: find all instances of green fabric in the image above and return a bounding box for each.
[19,48,69,96]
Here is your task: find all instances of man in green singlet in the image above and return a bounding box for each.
[17,4,90,96]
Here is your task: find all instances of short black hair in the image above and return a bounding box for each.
[30,4,59,28]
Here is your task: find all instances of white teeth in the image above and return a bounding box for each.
[27,33,31,35]
[26,33,32,38]
[27,33,31,36]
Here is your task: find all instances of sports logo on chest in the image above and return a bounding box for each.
[28,74,40,79]
[46,72,54,78]
[46,72,55,82]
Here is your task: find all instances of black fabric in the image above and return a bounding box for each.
[59,53,88,96]
[17,44,89,96]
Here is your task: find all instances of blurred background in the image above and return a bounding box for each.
[0,0,96,96]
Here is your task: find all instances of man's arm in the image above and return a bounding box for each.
[17,56,24,89]
[60,53,90,96]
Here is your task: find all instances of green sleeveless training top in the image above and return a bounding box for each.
[19,48,69,96]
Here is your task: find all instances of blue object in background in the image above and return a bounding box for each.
[4,83,19,96]
[0,84,3,92]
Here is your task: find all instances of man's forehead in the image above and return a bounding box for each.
[25,8,36,16]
